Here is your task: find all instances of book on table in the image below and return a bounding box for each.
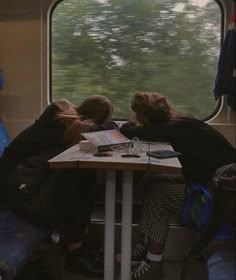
[81,129,132,152]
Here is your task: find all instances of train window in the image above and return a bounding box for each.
[51,0,222,120]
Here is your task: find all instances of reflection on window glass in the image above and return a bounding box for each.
[51,0,221,119]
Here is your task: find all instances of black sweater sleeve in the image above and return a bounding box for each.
[0,103,64,173]
[120,118,236,184]
[120,121,155,140]
[89,121,119,132]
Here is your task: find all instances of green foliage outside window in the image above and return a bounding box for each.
[51,0,221,119]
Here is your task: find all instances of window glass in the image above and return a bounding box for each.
[51,0,221,119]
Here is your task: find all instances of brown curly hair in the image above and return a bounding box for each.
[131,92,190,125]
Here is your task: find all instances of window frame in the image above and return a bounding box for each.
[49,0,225,121]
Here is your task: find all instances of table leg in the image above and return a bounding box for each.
[121,170,133,280]
[104,169,116,280]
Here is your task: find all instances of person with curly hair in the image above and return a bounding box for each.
[120,92,235,280]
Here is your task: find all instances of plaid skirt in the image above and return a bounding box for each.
[139,173,186,244]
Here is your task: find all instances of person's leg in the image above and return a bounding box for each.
[48,168,104,276]
[47,168,95,241]
[131,173,185,280]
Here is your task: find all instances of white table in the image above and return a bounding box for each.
[49,142,182,280]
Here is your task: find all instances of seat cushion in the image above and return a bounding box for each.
[208,245,236,280]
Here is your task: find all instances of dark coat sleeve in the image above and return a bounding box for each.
[0,103,65,182]
[120,118,236,184]
[120,121,155,140]
[89,121,119,132]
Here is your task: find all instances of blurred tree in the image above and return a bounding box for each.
[52,0,221,119]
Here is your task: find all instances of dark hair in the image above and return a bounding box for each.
[77,95,113,124]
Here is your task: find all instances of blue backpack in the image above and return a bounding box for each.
[182,183,213,231]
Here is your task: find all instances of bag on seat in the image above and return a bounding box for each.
[180,164,236,280]
[182,183,212,231]
[6,149,62,223]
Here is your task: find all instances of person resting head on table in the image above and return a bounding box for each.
[0,95,118,277]
[119,92,235,280]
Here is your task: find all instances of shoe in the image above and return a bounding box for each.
[16,258,59,280]
[131,259,163,279]
[116,241,147,265]
[0,268,7,280]
[64,245,104,277]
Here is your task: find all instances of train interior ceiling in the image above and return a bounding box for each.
[0,0,235,279]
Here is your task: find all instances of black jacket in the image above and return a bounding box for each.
[120,118,236,184]
[0,102,118,204]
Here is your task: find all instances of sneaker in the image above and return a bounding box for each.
[116,241,147,265]
[64,245,104,277]
[131,259,163,280]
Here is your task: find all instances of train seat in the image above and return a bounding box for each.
[0,210,50,280]
[207,245,235,280]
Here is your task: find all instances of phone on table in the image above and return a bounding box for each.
[146,150,182,159]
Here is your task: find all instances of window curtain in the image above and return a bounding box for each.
[214,3,236,111]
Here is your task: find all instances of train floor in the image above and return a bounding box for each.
[16,242,208,280]
[16,224,208,280]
